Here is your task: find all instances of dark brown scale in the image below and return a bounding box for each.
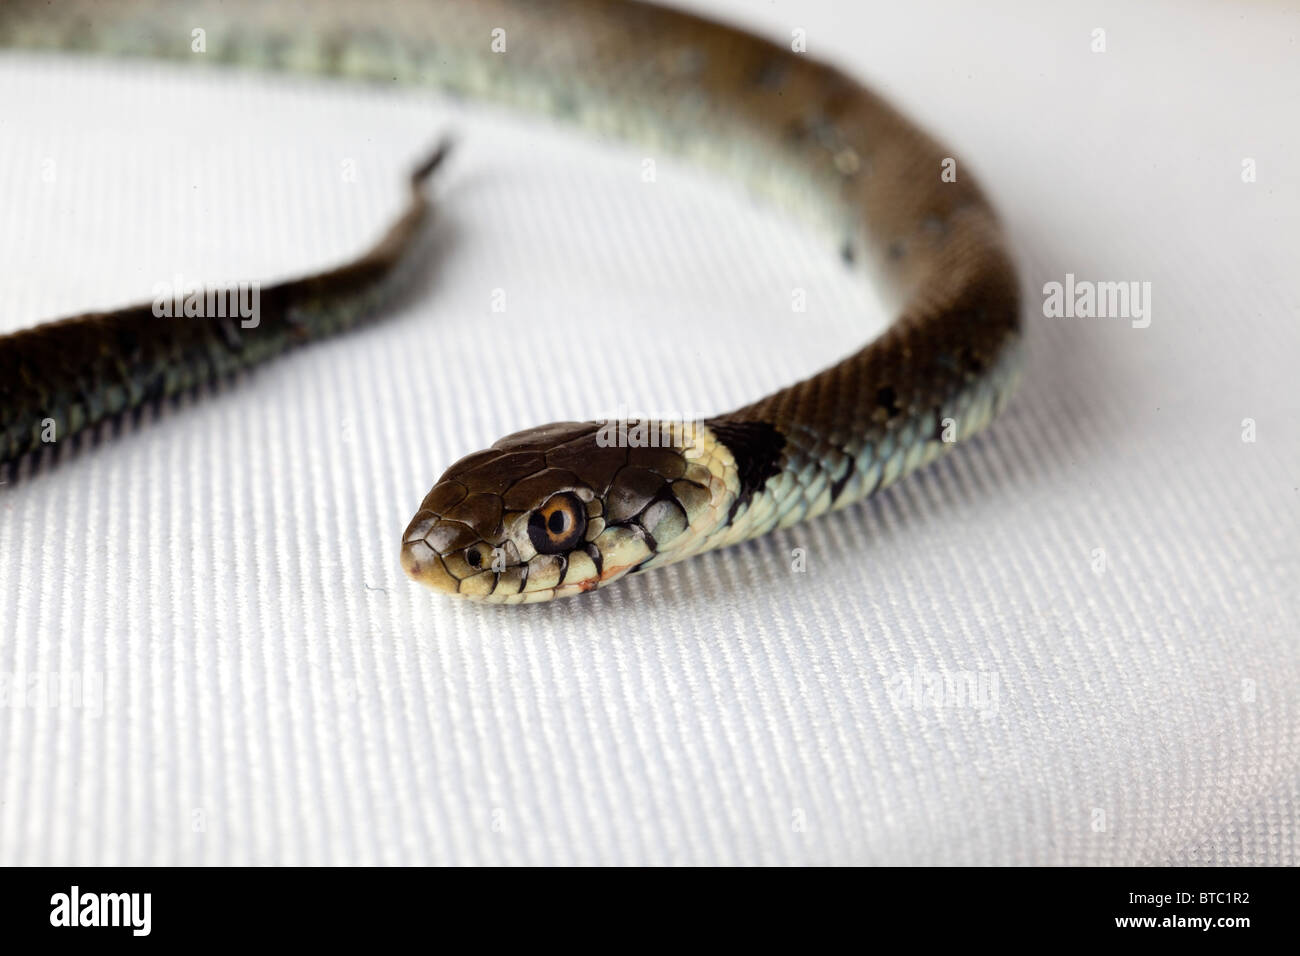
[444,493,505,537]
[424,521,477,554]
[604,466,666,523]
[547,439,627,497]
[635,447,687,481]
[501,469,581,511]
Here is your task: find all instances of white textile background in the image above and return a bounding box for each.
[1,1,1297,865]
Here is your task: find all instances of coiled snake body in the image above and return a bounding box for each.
[0,0,1022,603]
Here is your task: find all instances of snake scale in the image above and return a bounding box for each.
[0,0,1022,603]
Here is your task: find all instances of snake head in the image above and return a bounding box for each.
[401,420,736,603]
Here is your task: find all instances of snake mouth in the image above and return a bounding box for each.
[399,539,460,595]
[400,537,607,603]
[401,515,605,602]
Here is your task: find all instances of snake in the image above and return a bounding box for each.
[0,0,1022,603]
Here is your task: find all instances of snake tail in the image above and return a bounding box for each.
[0,141,448,465]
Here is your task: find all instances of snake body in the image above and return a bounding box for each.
[1,0,1022,603]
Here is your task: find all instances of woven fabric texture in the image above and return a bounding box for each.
[1,1,1296,865]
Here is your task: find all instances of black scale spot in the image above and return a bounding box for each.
[638,523,659,558]
[931,409,948,442]
[828,459,856,506]
[704,419,786,523]
[958,346,985,376]
[583,543,603,577]
[877,386,902,418]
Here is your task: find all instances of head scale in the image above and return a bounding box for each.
[401,420,732,603]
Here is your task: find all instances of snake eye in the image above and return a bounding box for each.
[528,492,587,554]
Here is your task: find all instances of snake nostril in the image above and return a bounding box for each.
[400,539,432,578]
